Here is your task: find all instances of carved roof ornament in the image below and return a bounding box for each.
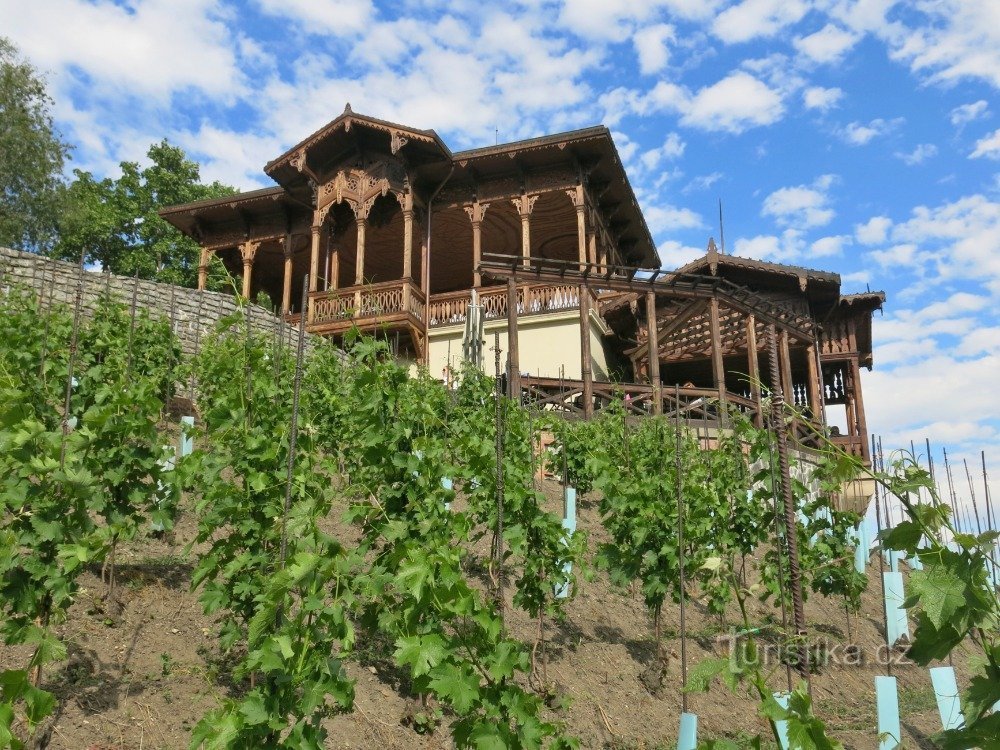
[565,187,585,209]
[512,194,538,217]
[706,237,719,275]
[390,130,409,155]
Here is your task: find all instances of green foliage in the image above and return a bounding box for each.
[186,311,356,748]
[52,140,236,287]
[0,38,70,250]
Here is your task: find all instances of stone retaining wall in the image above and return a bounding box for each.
[0,247,305,358]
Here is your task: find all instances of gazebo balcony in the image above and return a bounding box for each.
[305,278,426,338]
[427,282,592,329]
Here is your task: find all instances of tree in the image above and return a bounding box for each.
[0,37,70,251]
[53,141,236,288]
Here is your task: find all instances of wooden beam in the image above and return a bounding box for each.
[580,284,593,418]
[507,277,520,400]
[355,218,367,285]
[646,291,661,415]
[309,222,320,322]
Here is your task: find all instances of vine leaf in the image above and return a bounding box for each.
[394,634,447,677]
[908,565,966,629]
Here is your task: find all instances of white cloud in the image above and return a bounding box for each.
[950,100,990,127]
[683,172,724,193]
[875,0,1000,89]
[810,234,851,257]
[658,239,705,267]
[970,129,1000,160]
[255,0,374,37]
[643,204,705,233]
[793,24,858,64]
[639,132,686,171]
[761,174,837,229]
[803,86,843,111]
[841,117,904,145]
[633,24,675,75]
[733,229,805,262]
[174,124,282,189]
[712,0,808,44]
[557,0,715,42]
[856,216,892,245]
[0,0,247,101]
[895,143,938,166]
[680,72,785,132]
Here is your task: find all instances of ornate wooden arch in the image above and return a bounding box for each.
[316,157,409,222]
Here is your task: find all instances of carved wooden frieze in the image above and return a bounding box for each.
[512,194,539,217]
[316,158,408,219]
[463,202,490,224]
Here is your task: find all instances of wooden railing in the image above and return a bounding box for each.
[427,283,593,328]
[310,279,425,328]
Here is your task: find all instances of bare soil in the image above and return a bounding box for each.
[2,468,966,750]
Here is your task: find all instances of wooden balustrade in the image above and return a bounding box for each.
[308,278,425,333]
[427,283,591,328]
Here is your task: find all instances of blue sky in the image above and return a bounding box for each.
[4,0,1000,506]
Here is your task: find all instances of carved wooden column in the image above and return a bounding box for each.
[281,234,293,315]
[746,314,762,427]
[569,186,587,269]
[709,296,727,409]
[514,194,537,268]
[355,217,367,286]
[197,247,209,291]
[805,343,823,423]
[402,192,414,281]
[580,285,594,418]
[308,220,321,322]
[646,290,661,415]
[780,330,794,404]
[588,230,598,267]
[239,240,260,299]
[465,202,488,287]
[329,237,339,291]
[506,277,520,399]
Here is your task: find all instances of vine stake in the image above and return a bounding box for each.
[279,274,309,569]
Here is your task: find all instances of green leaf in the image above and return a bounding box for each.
[910,566,966,629]
[394,634,447,677]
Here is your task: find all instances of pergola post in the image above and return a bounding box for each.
[197,247,209,291]
[281,233,293,315]
[580,285,593,418]
[239,240,259,300]
[506,277,520,400]
[850,357,870,462]
[746,314,762,428]
[709,295,727,411]
[646,290,661,415]
[466,202,488,287]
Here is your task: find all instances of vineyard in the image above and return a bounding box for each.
[1,274,998,750]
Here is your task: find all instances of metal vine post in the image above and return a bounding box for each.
[765,427,794,693]
[279,274,309,569]
[765,323,810,691]
[58,250,87,471]
[673,385,689,711]
[125,271,140,380]
[492,330,505,623]
[963,458,984,536]
[872,433,892,678]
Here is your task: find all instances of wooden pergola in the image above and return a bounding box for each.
[479,252,821,433]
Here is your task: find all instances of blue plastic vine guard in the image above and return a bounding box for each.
[677,711,697,750]
[772,692,790,749]
[555,486,576,599]
[883,572,910,645]
[441,476,453,510]
[180,415,195,456]
[151,444,176,532]
[929,666,964,730]
[876,675,901,749]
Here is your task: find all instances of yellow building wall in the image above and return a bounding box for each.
[426,309,610,382]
